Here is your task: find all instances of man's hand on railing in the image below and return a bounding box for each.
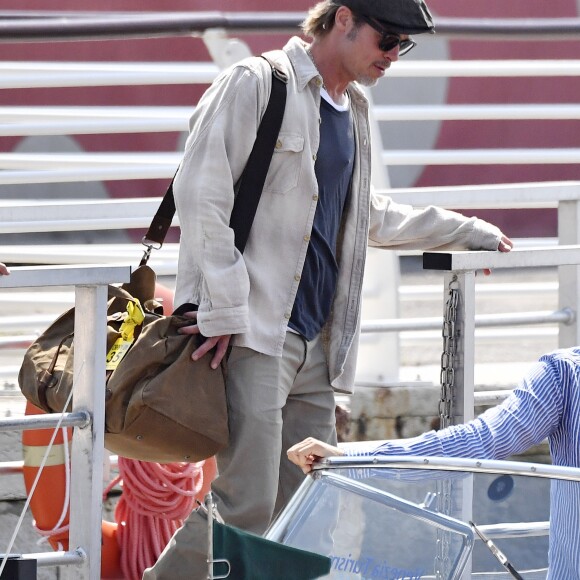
[498,235,514,253]
[483,234,514,276]
[0,263,9,275]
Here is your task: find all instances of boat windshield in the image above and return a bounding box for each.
[266,456,580,579]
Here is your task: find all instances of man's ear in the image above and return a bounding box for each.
[334,5,354,33]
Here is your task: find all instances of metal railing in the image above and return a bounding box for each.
[423,246,580,424]
[0,266,130,580]
[0,13,580,576]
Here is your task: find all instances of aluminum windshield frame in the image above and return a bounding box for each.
[314,455,580,482]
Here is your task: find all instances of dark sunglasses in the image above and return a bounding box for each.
[359,14,417,56]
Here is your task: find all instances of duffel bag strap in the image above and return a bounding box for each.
[140,58,288,266]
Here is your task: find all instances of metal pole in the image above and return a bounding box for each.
[557,200,580,347]
[66,284,107,580]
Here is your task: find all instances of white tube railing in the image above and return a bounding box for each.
[1,59,580,83]
[0,266,131,580]
[0,60,578,170]
[2,104,580,139]
[3,150,580,176]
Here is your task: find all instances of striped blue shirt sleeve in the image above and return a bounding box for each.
[341,354,564,461]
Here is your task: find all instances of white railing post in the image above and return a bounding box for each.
[0,266,129,578]
[66,284,108,580]
[557,199,580,348]
[425,246,580,423]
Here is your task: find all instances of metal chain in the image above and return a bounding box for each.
[439,277,459,430]
[435,276,460,579]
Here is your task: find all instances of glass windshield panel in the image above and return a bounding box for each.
[267,465,571,579]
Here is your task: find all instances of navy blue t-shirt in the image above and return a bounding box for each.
[289,93,355,340]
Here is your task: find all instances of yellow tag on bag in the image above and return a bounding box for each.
[105,299,145,371]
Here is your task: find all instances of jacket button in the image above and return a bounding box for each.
[275,139,282,149]
[313,194,319,201]
[304,234,311,242]
[294,274,301,282]
[284,313,291,320]
[312,154,317,161]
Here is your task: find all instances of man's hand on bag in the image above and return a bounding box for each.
[177,311,231,370]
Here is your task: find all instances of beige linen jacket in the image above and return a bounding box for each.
[173,37,503,394]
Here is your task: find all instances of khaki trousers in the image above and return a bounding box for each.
[143,332,337,579]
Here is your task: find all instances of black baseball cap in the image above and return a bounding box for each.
[337,0,435,35]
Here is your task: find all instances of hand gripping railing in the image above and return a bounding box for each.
[0,265,131,580]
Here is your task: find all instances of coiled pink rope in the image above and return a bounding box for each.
[106,457,205,580]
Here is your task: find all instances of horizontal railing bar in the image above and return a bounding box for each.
[401,327,557,341]
[0,265,131,289]
[0,280,558,303]
[0,460,24,476]
[0,326,558,352]
[0,61,579,91]
[19,549,85,567]
[0,411,91,432]
[1,314,66,329]
[478,521,549,540]
[5,103,579,121]
[360,309,573,333]
[0,336,37,348]
[0,218,174,234]
[2,104,580,136]
[0,151,179,168]
[0,12,579,41]
[382,148,580,166]
[2,183,578,223]
[1,150,580,180]
[0,61,218,72]
[377,60,580,77]
[0,63,219,89]
[400,282,558,298]
[1,153,580,186]
[0,105,193,119]
[3,308,566,334]
[0,456,119,476]
[0,243,179,259]
[0,11,303,41]
[387,181,580,209]
[0,166,176,185]
[0,195,165,224]
[373,104,580,121]
[0,291,76,305]
[424,246,580,271]
[0,119,189,137]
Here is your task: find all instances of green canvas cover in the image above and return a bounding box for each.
[212,521,331,579]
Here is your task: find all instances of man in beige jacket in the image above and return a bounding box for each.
[144,0,512,576]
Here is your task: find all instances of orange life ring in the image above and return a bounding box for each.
[22,400,123,579]
[154,282,174,316]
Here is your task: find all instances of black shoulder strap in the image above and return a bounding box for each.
[141,58,288,265]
